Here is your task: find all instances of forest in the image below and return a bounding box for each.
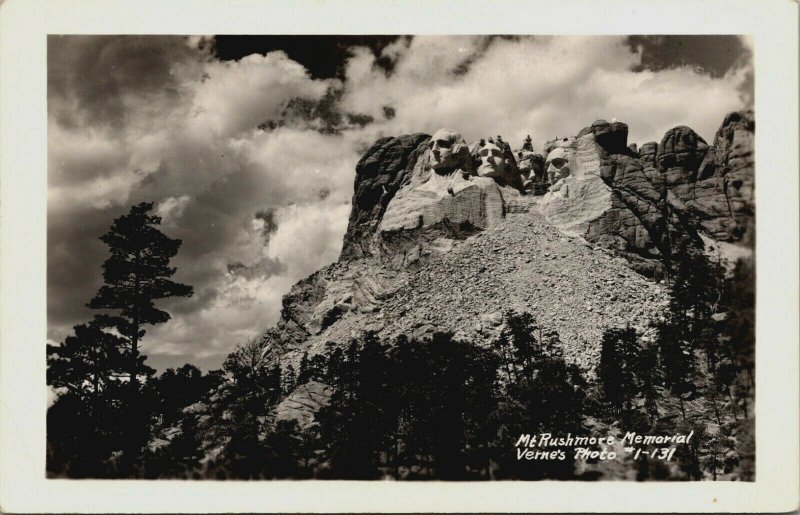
[46,203,755,480]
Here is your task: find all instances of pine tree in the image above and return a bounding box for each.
[598,327,640,412]
[88,202,193,395]
[47,318,128,399]
[637,343,660,424]
[502,310,541,375]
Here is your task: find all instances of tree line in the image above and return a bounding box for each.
[47,203,755,480]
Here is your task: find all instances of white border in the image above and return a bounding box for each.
[1,0,798,512]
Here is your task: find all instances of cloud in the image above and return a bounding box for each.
[156,195,192,226]
[190,51,335,137]
[48,35,752,370]
[48,35,205,130]
[265,201,351,279]
[338,35,750,148]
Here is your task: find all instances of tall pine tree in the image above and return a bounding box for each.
[88,202,193,394]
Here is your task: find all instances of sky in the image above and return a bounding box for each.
[47,35,753,371]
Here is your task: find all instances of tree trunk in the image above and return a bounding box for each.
[711,391,722,427]
[727,386,739,419]
[131,254,141,395]
[130,313,139,395]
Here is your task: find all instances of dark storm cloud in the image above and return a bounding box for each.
[256,87,381,135]
[254,208,279,239]
[48,35,201,129]
[452,35,521,76]
[212,35,404,79]
[626,35,750,78]
[47,206,114,331]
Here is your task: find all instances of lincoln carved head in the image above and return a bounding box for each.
[426,129,471,173]
[545,147,571,184]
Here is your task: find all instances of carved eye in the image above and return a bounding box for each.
[551,158,566,167]
[490,149,503,158]
[479,149,489,157]
[434,139,452,149]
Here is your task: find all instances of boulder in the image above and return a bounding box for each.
[181,402,208,415]
[590,120,630,154]
[274,380,333,429]
[657,125,709,171]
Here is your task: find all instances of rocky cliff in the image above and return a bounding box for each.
[657,110,755,242]
[267,111,754,426]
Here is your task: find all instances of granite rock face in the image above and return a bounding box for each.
[640,142,659,163]
[265,111,754,363]
[537,111,754,272]
[375,129,523,268]
[538,119,702,274]
[658,110,754,242]
[340,133,430,260]
[243,110,754,426]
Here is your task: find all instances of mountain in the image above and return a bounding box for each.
[127,111,754,481]
[259,111,754,428]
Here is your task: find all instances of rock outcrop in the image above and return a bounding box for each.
[538,119,704,274]
[658,110,754,242]
[274,381,333,429]
[340,133,430,260]
[168,112,756,482]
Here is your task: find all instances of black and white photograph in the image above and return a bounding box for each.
[0,0,798,512]
[45,33,757,481]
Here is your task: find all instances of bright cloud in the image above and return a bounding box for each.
[339,35,747,148]
[191,52,336,137]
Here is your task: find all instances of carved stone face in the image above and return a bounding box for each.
[545,147,571,184]
[427,129,466,172]
[476,142,506,178]
[517,150,535,176]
